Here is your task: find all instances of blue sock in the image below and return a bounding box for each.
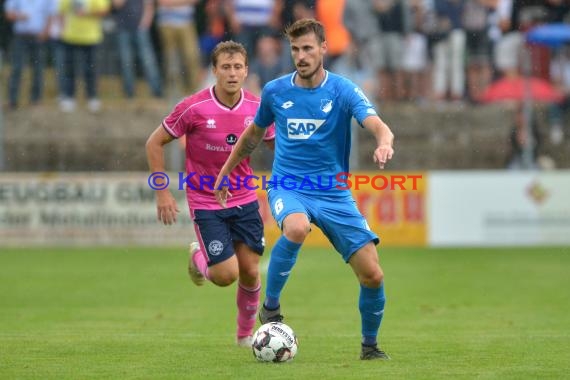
[264,235,302,310]
[359,283,386,346]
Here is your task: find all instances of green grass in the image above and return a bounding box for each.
[1,247,569,379]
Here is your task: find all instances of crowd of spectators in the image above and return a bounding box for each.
[1,1,569,138]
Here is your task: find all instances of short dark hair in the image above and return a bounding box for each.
[285,18,326,44]
[211,40,248,67]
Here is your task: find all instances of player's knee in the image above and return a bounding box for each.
[283,223,310,243]
[210,266,239,287]
[211,272,238,287]
[360,269,384,288]
[239,266,259,286]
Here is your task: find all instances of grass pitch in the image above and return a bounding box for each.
[1,246,569,379]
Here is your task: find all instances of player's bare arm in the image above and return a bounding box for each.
[214,123,266,207]
[362,116,395,170]
[264,137,275,151]
[145,126,180,225]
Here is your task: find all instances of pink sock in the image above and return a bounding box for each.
[236,282,260,338]
[192,248,210,280]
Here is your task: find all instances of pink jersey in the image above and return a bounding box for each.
[162,87,275,210]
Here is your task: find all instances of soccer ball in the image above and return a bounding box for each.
[251,322,298,362]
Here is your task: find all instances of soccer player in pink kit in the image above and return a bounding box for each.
[145,41,275,347]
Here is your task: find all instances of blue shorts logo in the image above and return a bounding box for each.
[208,240,224,256]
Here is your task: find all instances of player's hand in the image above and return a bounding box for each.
[155,190,179,225]
[373,144,394,169]
[213,175,232,208]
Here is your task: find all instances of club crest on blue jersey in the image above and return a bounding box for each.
[287,119,325,139]
[320,99,333,113]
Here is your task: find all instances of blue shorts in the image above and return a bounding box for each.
[192,200,265,266]
[267,189,379,262]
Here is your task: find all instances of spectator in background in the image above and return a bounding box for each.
[278,0,315,72]
[372,0,412,102]
[517,2,550,80]
[544,0,570,23]
[342,0,382,97]
[224,0,282,57]
[157,0,202,99]
[486,0,502,76]
[280,0,314,28]
[246,34,287,95]
[4,0,54,109]
[463,0,492,102]
[548,44,570,145]
[112,0,163,99]
[59,0,111,113]
[545,0,570,145]
[0,0,12,58]
[492,0,520,78]
[47,0,66,101]
[401,0,428,103]
[315,0,351,70]
[196,0,228,66]
[431,0,466,103]
[492,1,550,79]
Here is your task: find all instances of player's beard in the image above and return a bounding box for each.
[296,59,322,80]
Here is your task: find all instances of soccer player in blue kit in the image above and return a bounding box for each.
[214,18,395,360]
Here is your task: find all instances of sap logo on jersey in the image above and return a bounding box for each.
[287,119,325,139]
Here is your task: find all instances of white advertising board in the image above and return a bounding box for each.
[429,171,570,246]
[4,171,570,247]
[0,173,194,246]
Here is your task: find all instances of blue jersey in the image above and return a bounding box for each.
[254,70,379,196]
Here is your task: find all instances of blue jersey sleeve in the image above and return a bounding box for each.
[341,79,379,127]
[253,84,275,129]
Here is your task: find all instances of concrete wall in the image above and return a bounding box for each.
[2,102,567,172]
